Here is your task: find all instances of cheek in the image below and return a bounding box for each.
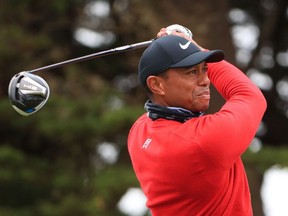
[163,83,191,104]
[171,85,198,107]
[163,78,209,110]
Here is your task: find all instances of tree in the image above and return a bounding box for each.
[1,0,288,215]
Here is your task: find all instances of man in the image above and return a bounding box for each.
[127,27,266,215]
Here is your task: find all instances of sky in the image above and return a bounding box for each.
[261,166,288,216]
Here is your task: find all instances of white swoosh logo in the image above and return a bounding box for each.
[179,41,191,49]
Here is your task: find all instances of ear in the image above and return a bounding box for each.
[146,76,165,95]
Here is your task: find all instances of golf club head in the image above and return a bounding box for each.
[166,24,193,39]
[8,71,50,116]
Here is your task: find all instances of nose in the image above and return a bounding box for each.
[198,71,210,87]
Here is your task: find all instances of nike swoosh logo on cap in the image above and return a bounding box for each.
[179,41,191,49]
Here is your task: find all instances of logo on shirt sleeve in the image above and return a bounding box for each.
[142,138,152,149]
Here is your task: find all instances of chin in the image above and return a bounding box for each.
[194,106,209,113]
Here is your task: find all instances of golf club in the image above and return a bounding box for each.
[8,71,50,116]
[8,24,193,116]
[28,40,153,74]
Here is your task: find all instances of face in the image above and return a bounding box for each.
[150,62,210,112]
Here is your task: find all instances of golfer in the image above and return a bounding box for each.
[128,28,267,215]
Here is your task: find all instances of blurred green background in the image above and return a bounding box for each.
[0,0,288,215]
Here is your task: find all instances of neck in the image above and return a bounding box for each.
[145,100,204,123]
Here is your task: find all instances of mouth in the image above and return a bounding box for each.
[197,90,210,99]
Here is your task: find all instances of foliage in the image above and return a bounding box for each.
[0,0,288,215]
[0,0,144,215]
[243,146,288,172]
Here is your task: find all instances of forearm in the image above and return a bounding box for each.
[208,60,266,109]
[198,60,267,168]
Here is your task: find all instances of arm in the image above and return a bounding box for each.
[156,26,266,167]
[197,60,267,168]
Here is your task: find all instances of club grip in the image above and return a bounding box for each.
[166,24,193,39]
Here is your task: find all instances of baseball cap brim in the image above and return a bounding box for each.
[171,50,224,68]
[138,35,225,86]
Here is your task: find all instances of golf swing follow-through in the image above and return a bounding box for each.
[8,24,192,116]
[8,22,267,215]
[127,27,266,215]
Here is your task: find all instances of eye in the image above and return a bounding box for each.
[202,67,208,73]
[185,68,197,75]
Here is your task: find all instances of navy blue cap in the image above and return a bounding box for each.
[138,35,224,86]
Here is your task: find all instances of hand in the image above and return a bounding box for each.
[156,26,206,51]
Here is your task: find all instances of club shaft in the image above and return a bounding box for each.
[28,40,153,73]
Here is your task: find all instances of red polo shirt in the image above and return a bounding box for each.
[128,60,266,216]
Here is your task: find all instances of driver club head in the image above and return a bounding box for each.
[8,71,50,116]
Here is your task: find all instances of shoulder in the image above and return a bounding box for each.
[129,113,148,132]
